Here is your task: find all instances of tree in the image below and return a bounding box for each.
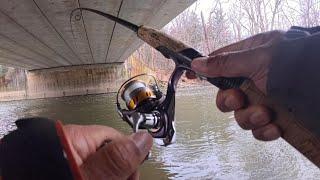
[0,65,8,76]
[125,0,319,82]
[206,0,232,50]
[297,0,320,27]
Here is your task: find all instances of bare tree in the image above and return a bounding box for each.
[228,0,285,36]
[206,0,231,50]
[297,0,320,27]
[124,0,320,79]
[201,11,211,54]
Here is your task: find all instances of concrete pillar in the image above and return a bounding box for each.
[26,63,127,99]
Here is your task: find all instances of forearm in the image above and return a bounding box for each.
[267,29,320,136]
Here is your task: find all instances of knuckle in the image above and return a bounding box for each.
[227,89,238,98]
[216,90,228,112]
[234,110,251,130]
[253,105,268,115]
[252,129,265,140]
[216,90,224,111]
[106,139,140,174]
[252,105,271,122]
[252,124,281,141]
[216,102,230,113]
[228,89,245,108]
[217,89,244,112]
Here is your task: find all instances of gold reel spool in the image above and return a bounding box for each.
[121,80,156,110]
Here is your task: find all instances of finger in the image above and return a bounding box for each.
[128,171,140,180]
[64,125,123,165]
[209,30,284,56]
[84,125,123,149]
[185,71,197,79]
[234,105,271,130]
[252,123,281,141]
[216,89,245,112]
[192,46,271,78]
[80,132,153,180]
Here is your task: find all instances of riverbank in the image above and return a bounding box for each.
[0,82,214,102]
[0,90,27,102]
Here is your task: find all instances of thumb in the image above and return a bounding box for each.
[80,132,153,180]
[191,46,271,78]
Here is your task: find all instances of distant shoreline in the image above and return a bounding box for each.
[0,83,216,103]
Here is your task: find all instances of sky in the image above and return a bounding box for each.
[169,0,317,30]
[187,0,215,20]
[189,0,299,16]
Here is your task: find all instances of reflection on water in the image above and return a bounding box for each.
[0,86,319,179]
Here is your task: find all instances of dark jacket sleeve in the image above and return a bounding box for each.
[0,118,83,180]
[267,26,320,136]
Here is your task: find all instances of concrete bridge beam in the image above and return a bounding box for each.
[26,64,127,99]
[0,0,196,69]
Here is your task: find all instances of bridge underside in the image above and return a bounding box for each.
[0,0,195,70]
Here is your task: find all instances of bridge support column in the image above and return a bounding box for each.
[26,64,127,99]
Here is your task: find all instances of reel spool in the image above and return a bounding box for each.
[117,74,162,112]
[121,80,157,110]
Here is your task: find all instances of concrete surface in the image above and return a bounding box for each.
[26,64,127,99]
[0,64,128,101]
[0,0,196,70]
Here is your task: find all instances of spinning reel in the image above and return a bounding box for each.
[116,67,185,146]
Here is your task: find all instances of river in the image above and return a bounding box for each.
[0,86,319,179]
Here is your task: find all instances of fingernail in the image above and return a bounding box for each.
[131,132,152,153]
[191,57,207,72]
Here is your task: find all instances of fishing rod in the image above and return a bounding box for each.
[71,8,320,167]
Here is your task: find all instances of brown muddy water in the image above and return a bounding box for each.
[0,86,319,179]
